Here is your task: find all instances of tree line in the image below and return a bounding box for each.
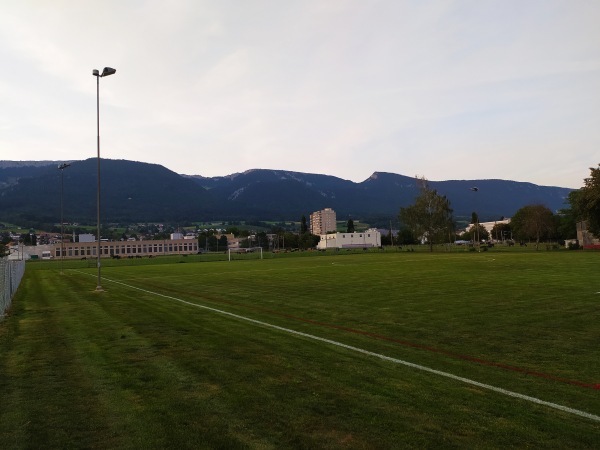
[398,164,600,250]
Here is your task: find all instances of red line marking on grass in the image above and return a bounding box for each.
[99,276,599,391]
[297,318,599,390]
[212,298,599,390]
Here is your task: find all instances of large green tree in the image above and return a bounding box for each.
[299,233,320,250]
[469,224,489,243]
[490,222,512,242]
[399,178,454,251]
[20,233,37,246]
[571,164,600,236]
[511,204,555,249]
[346,219,355,233]
[396,228,418,245]
[554,206,578,241]
[300,215,308,234]
[281,231,299,249]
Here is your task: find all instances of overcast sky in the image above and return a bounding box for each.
[1,1,598,188]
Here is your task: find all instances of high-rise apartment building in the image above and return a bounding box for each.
[310,208,337,235]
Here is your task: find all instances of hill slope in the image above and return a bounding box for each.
[189,169,572,220]
[0,159,573,225]
[0,159,214,224]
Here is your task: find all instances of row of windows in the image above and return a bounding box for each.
[55,242,198,257]
[322,234,377,243]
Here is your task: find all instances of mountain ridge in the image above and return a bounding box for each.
[0,159,574,226]
[1,160,575,189]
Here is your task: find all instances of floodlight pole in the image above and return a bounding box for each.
[58,163,71,274]
[93,67,116,291]
[470,187,480,252]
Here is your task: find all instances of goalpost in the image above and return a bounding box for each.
[228,248,263,261]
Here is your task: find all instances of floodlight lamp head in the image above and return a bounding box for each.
[93,69,100,76]
[101,67,116,77]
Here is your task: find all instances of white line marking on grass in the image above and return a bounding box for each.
[75,271,600,423]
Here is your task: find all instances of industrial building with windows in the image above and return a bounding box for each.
[53,238,199,259]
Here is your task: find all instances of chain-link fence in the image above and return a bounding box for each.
[1,257,26,318]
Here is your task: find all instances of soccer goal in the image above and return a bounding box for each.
[228,248,263,261]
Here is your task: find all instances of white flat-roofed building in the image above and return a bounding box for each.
[465,219,511,235]
[317,229,381,250]
[465,218,512,242]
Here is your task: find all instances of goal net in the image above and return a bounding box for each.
[228,248,264,261]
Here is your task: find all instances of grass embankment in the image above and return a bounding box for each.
[1,251,599,448]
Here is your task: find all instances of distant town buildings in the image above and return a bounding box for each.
[310,208,337,235]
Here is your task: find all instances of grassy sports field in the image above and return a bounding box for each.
[1,250,599,448]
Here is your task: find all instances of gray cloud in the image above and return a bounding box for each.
[1,0,598,188]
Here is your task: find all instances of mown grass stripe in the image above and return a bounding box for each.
[78,270,600,424]
[176,295,600,390]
